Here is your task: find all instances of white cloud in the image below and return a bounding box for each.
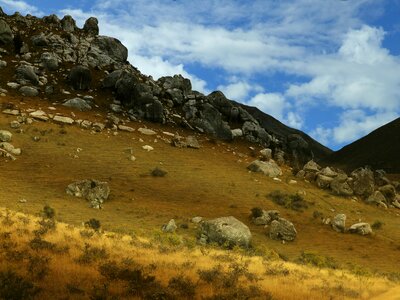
[0,0,42,15]
[285,111,303,129]
[248,93,288,120]
[310,126,333,146]
[217,81,263,101]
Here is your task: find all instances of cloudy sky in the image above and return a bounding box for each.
[1,0,399,150]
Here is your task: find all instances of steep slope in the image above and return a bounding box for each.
[324,117,400,173]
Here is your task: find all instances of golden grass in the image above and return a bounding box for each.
[0,206,397,300]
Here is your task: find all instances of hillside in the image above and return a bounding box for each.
[324,118,400,173]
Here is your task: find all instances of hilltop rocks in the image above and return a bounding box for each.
[199,216,252,248]
[83,17,99,35]
[349,223,372,236]
[68,66,92,90]
[0,19,13,45]
[269,217,297,241]
[91,36,128,64]
[351,167,375,198]
[66,179,110,209]
[247,160,282,177]
[0,130,12,142]
[61,15,76,32]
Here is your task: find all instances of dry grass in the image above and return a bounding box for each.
[0,206,397,299]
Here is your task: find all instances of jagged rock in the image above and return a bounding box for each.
[91,36,128,64]
[166,88,184,105]
[162,219,177,233]
[303,160,320,172]
[366,191,387,207]
[83,17,99,35]
[68,66,92,90]
[31,34,48,47]
[320,167,338,177]
[252,210,280,225]
[247,160,282,177]
[172,135,200,149]
[351,167,375,198]
[374,170,391,186]
[66,179,110,209]
[269,217,297,241]
[61,15,76,32]
[43,14,60,25]
[53,116,74,125]
[242,121,271,146]
[40,52,59,71]
[145,100,164,123]
[0,130,12,142]
[63,98,92,111]
[349,223,372,235]
[274,150,285,166]
[332,214,346,233]
[379,185,396,202]
[316,174,334,189]
[2,109,19,116]
[158,75,192,95]
[330,174,353,196]
[19,86,39,97]
[0,142,21,156]
[200,216,252,248]
[207,91,236,119]
[296,170,305,178]
[15,65,39,85]
[115,73,152,107]
[0,20,13,45]
[260,148,272,161]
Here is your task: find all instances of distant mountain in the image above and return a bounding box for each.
[323,118,400,173]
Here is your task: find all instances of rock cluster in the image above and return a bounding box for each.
[66,179,110,209]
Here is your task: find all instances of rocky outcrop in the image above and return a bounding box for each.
[63,98,92,111]
[351,167,375,198]
[199,216,252,248]
[0,19,13,45]
[247,160,282,177]
[66,179,110,209]
[83,17,99,35]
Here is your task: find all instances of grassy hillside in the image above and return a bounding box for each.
[1,95,400,298]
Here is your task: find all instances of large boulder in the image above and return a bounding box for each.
[242,121,271,146]
[349,223,372,236]
[91,36,128,64]
[366,191,387,207]
[303,160,320,173]
[269,217,297,241]
[63,98,92,111]
[66,179,110,209]
[19,86,39,97]
[158,75,192,95]
[145,100,164,123]
[61,15,76,32]
[351,167,375,198]
[316,174,334,189]
[102,70,123,88]
[162,219,177,233]
[0,130,12,142]
[332,214,346,233]
[40,52,59,71]
[68,66,92,90]
[199,216,252,248]
[330,174,353,196]
[0,20,13,45]
[31,34,48,47]
[83,17,99,35]
[379,185,396,202]
[247,160,282,177]
[15,65,39,85]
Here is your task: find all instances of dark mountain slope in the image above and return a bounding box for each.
[323,117,400,173]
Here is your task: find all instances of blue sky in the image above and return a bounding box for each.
[1,0,400,150]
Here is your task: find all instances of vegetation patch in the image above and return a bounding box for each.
[268,190,310,211]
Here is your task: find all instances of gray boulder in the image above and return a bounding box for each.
[61,15,76,32]
[379,185,396,202]
[330,174,353,196]
[83,17,99,35]
[351,167,375,198]
[66,179,110,209]
[0,130,12,142]
[91,36,128,64]
[0,20,13,45]
[349,223,372,235]
[200,216,252,248]
[242,121,271,146]
[145,100,164,123]
[19,86,39,97]
[366,191,387,207]
[303,160,320,172]
[259,148,272,161]
[40,52,59,71]
[332,214,346,233]
[269,217,297,241]
[31,34,48,47]
[247,160,282,177]
[252,210,280,225]
[158,75,192,95]
[42,14,60,25]
[63,98,92,111]
[68,66,92,90]
[15,65,39,85]
[320,167,338,177]
[102,70,123,88]
[162,219,177,233]
[316,174,334,189]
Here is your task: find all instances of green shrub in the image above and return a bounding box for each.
[250,207,263,218]
[371,220,384,230]
[297,251,338,269]
[168,275,196,298]
[0,270,41,300]
[268,190,309,211]
[85,218,101,231]
[151,167,168,177]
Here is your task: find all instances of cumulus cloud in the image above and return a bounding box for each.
[217,80,263,101]
[0,0,42,15]
[247,93,288,120]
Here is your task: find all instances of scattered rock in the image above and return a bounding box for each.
[10,121,20,129]
[19,86,39,97]
[92,122,105,132]
[349,223,372,235]
[63,98,92,111]
[200,216,252,248]
[247,160,282,177]
[138,128,156,135]
[366,191,387,207]
[0,19,13,45]
[0,130,12,142]
[332,214,346,233]
[269,217,297,241]
[142,145,154,151]
[259,148,272,161]
[53,115,74,125]
[303,160,320,172]
[0,142,21,155]
[191,216,203,223]
[118,125,134,132]
[316,174,334,189]
[151,167,167,177]
[162,219,177,233]
[29,110,49,121]
[252,209,280,225]
[330,174,353,196]
[2,109,20,116]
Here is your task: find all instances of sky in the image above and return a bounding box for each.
[1,0,400,150]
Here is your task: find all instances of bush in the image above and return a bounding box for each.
[42,205,55,219]
[0,270,41,300]
[250,207,263,218]
[76,243,109,264]
[297,251,338,269]
[168,275,196,298]
[371,220,384,230]
[151,167,168,177]
[85,218,101,231]
[268,190,309,211]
